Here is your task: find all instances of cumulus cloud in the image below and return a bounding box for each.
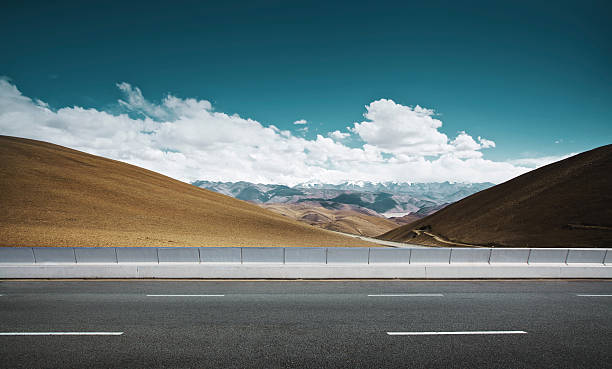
[329,130,350,140]
[449,131,494,159]
[293,119,307,125]
[0,79,567,185]
[351,99,450,156]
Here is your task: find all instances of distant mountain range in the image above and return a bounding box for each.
[191,180,494,218]
[192,180,493,237]
[259,202,401,238]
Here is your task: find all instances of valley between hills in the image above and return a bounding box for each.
[193,180,489,238]
[1,135,610,248]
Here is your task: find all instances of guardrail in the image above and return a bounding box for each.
[0,247,610,279]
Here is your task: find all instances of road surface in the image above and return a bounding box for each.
[0,280,610,368]
[332,231,432,248]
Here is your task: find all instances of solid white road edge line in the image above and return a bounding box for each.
[576,294,612,297]
[146,294,225,297]
[368,294,444,297]
[387,331,527,336]
[0,332,124,336]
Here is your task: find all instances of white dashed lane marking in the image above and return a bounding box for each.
[368,294,443,297]
[146,294,225,297]
[0,332,124,336]
[387,331,527,336]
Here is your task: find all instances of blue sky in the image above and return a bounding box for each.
[0,0,610,184]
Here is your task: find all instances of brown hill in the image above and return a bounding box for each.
[388,214,423,225]
[261,202,400,237]
[379,145,612,248]
[0,136,374,247]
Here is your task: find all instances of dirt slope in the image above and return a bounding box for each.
[379,145,612,248]
[387,214,423,225]
[0,136,374,247]
[261,202,400,237]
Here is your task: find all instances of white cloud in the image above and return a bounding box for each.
[293,119,307,125]
[351,99,450,156]
[0,79,564,185]
[117,82,169,120]
[478,136,495,148]
[507,154,575,168]
[448,131,499,159]
[350,99,500,162]
[329,130,350,140]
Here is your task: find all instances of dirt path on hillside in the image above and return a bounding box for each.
[412,229,483,248]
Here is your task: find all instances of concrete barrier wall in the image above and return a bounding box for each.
[285,248,326,264]
[1,247,611,279]
[242,247,284,264]
[199,247,241,263]
[2,247,611,265]
[32,248,76,264]
[566,249,606,264]
[410,248,451,264]
[528,249,568,264]
[117,248,158,264]
[0,265,140,278]
[0,247,35,264]
[158,248,199,263]
[75,248,117,264]
[1,264,610,279]
[489,249,530,264]
[369,248,411,264]
[450,248,491,264]
[132,265,430,279]
[326,248,370,264]
[425,265,565,279]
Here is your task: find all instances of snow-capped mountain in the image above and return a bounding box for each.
[192,180,493,218]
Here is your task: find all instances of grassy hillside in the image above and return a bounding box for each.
[0,136,374,247]
[379,145,612,248]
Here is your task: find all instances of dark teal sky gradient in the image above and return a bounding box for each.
[1,0,610,160]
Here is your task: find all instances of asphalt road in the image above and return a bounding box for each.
[0,280,611,368]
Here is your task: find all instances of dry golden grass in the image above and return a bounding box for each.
[0,136,375,247]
